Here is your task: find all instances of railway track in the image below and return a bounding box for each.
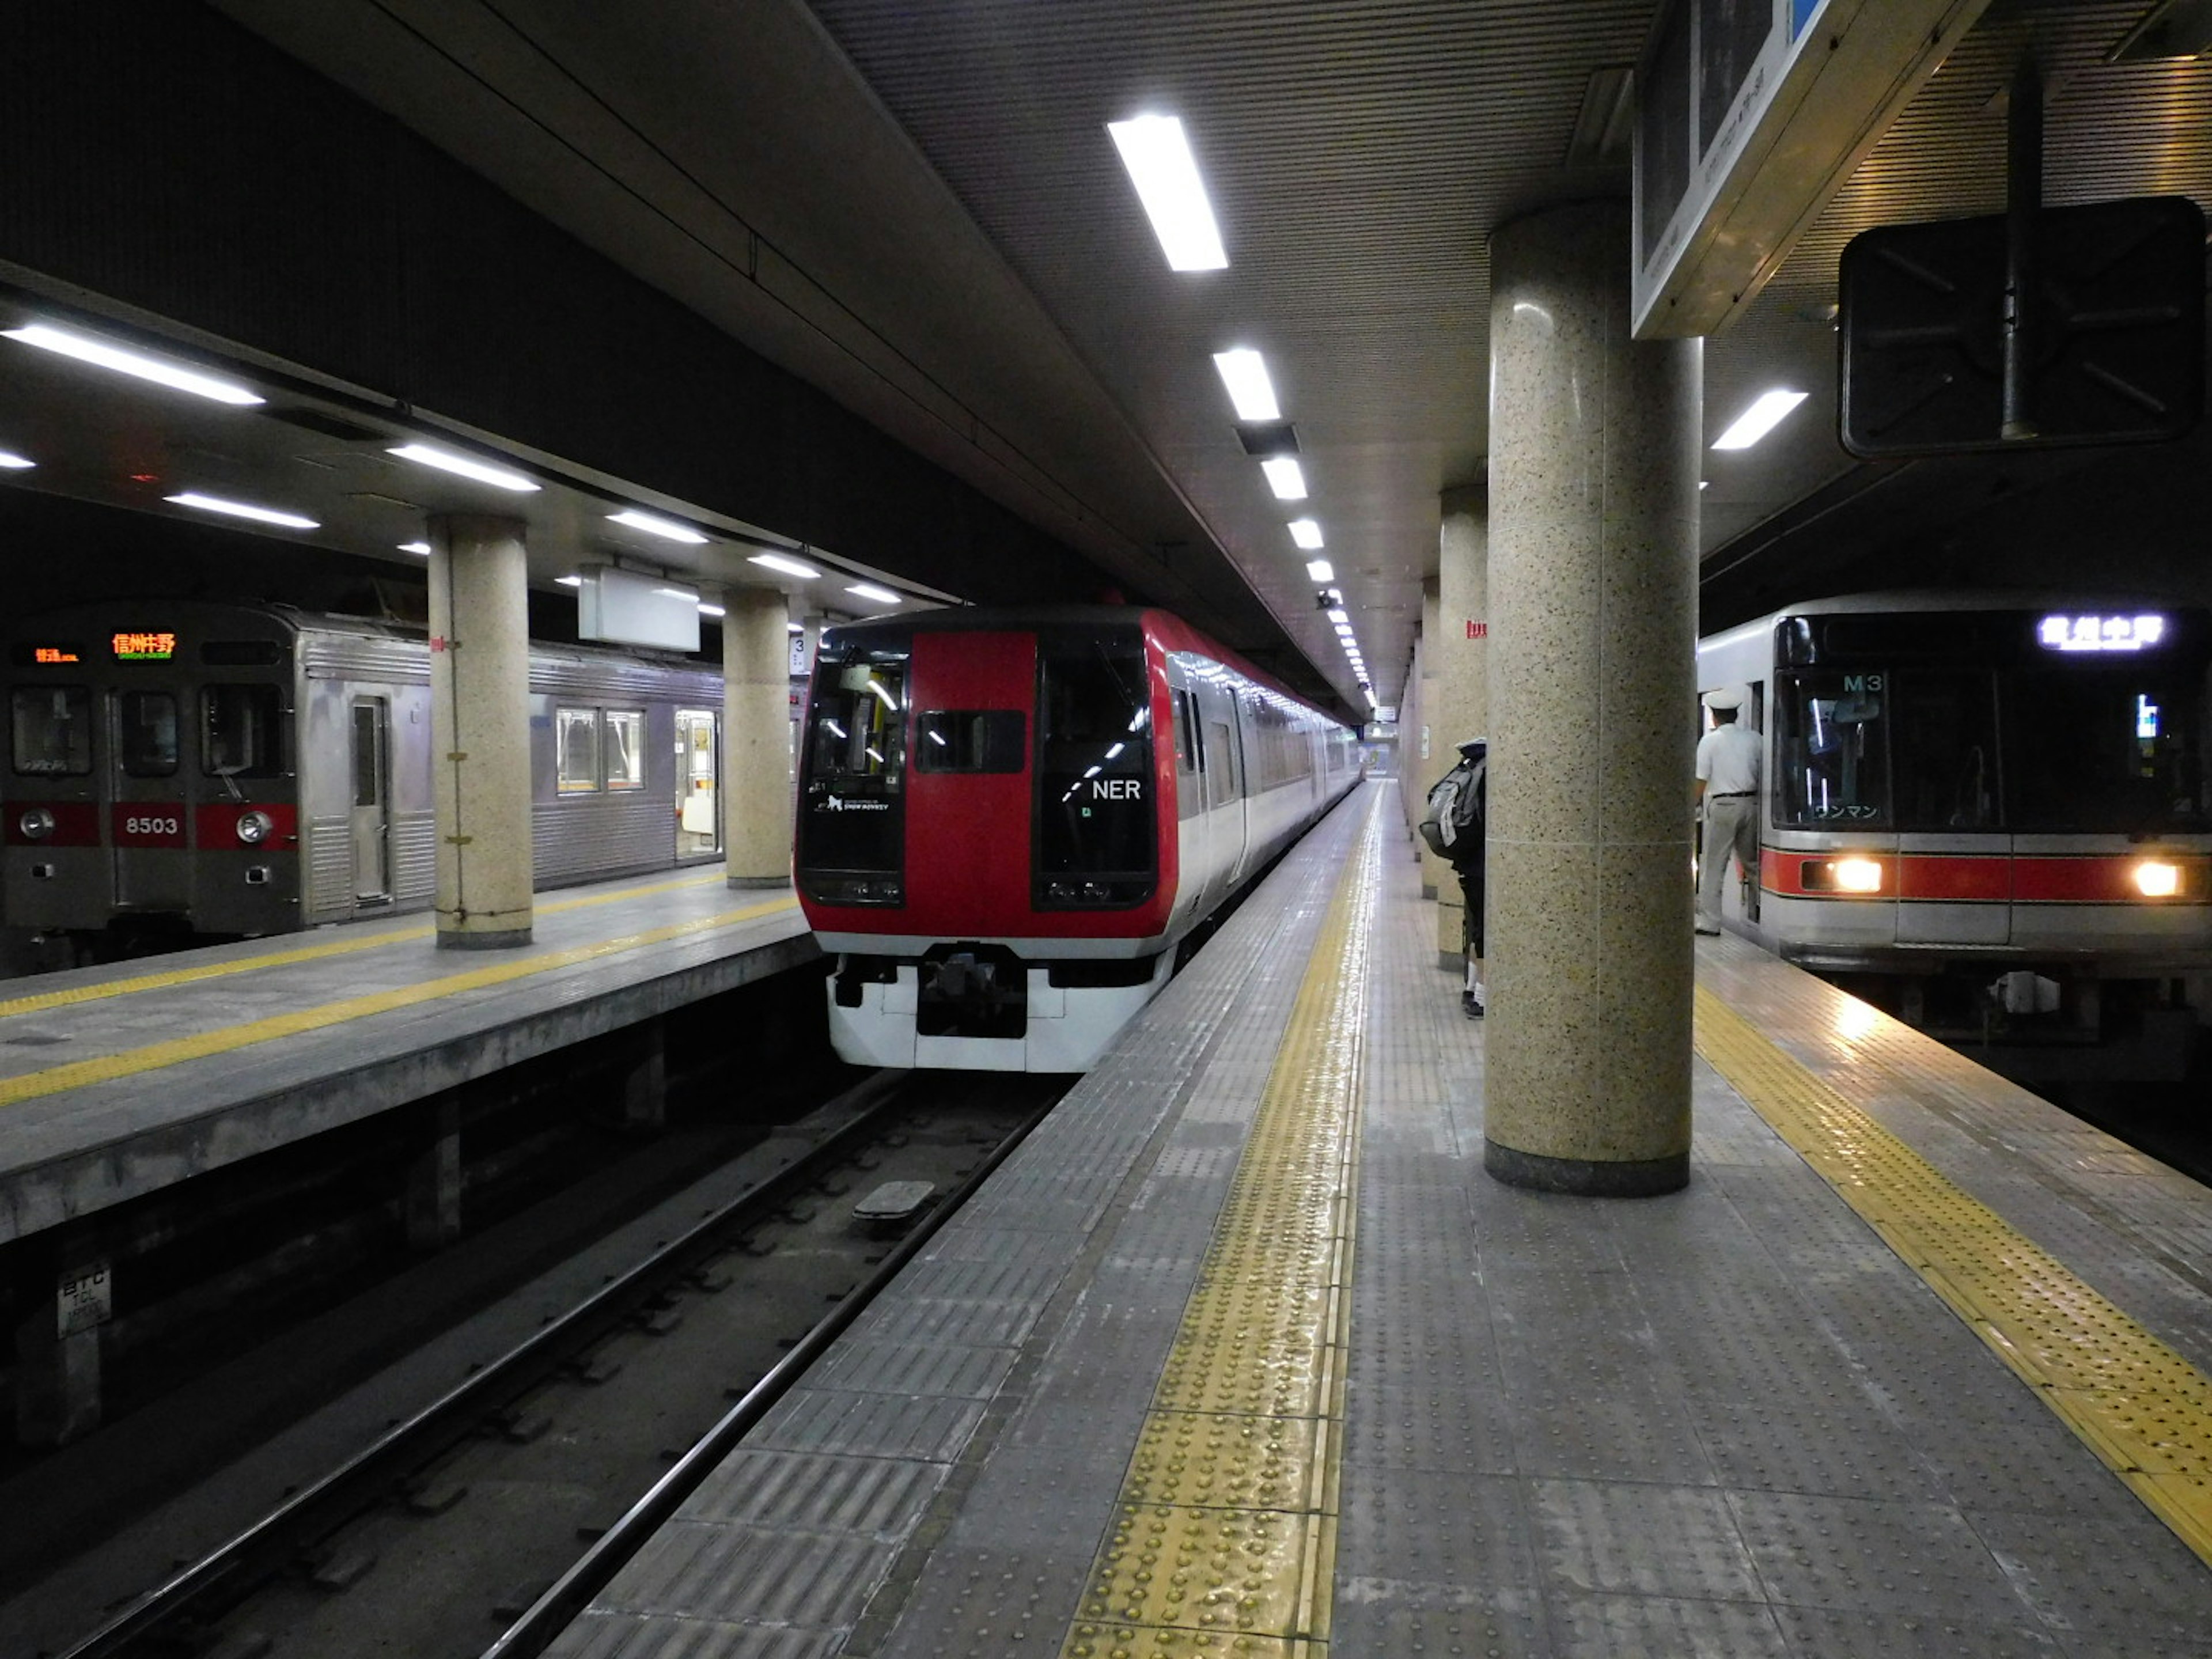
[33,1068,1065,1659]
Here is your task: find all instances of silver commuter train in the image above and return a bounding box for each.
[5,599,726,957]
[1697,590,2212,1074]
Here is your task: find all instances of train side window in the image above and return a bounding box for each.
[603,710,646,791]
[1171,690,1198,774]
[119,691,179,778]
[1207,721,1238,805]
[556,706,601,794]
[915,709,1025,772]
[10,686,92,776]
[203,684,284,778]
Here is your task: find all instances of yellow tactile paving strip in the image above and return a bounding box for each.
[1061,799,1377,1659]
[0,892,798,1111]
[1695,984,2212,1565]
[0,868,729,1022]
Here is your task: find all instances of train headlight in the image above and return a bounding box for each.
[2134,859,2182,898]
[17,807,55,841]
[234,809,275,846]
[1832,858,1884,894]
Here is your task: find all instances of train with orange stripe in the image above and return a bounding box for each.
[1698,592,2212,1077]
[794,605,1359,1072]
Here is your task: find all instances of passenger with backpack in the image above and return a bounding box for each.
[1420,737,1488,1018]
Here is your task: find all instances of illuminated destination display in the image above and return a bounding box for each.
[111,630,179,662]
[32,646,79,664]
[2037,614,2168,654]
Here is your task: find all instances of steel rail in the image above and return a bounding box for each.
[478,1084,1062,1659]
[58,1068,913,1659]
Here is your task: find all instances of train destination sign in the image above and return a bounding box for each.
[2037,614,2169,654]
[31,646,79,664]
[111,630,178,661]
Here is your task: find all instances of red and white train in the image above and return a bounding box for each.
[1698,592,2212,1071]
[795,605,1359,1071]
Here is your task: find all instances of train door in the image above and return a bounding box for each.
[108,687,189,916]
[676,707,721,858]
[349,696,392,903]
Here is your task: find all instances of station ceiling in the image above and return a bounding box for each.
[7,1,2211,711]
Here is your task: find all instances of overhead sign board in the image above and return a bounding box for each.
[1633,0,1993,339]
[1838,196,2205,456]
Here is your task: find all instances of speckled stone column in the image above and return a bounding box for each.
[427,515,533,949]
[1436,486,1489,970]
[1482,200,1701,1197]
[1415,575,1446,900]
[723,586,793,888]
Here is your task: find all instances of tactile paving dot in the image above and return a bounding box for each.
[1123,1411,1317,1510]
[1078,1503,1308,1637]
[1063,1626,1294,1657]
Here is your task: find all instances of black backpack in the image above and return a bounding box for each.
[1418,756,1484,858]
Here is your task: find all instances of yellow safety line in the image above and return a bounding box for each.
[0,895,798,1109]
[1695,986,2212,1565]
[0,869,729,1022]
[1061,794,1377,1659]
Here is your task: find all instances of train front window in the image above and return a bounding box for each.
[11,686,92,776]
[119,691,179,778]
[1774,669,1890,828]
[203,684,283,778]
[1036,630,1155,907]
[2008,664,2207,832]
[1891,671,1998,830]
[796,641,909,903]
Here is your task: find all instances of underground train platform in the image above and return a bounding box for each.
[475,781,2212,1659]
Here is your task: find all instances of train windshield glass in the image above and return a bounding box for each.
[1036,630,1155,906]
[1773,669,1890,827]
[797,641,909,901]
[203,684,283,778]
[120,691,179,778]
[2008,662,2208,832]
[10,686,92,776]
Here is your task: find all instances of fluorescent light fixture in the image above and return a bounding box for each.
[387,442,540,493]
[556,574,584,587]
[698,602,726,618]
[846,582,902,605]
[1289,518,1323,550]
[787,621,805,633]
[0,449,34,469]
[1106,115,1228,271]
[3,323,264,406]
[1260,456,1307,500]
[165,491,317,530]
[1327,608,1349,624]
[749,552,821,579]
[398,540,431,555]
[1302,560,1332,584]
[609,509,708,544]
[1212,349,1280,421]
[1711,389,1809,450]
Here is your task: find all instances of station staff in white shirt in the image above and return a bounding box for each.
[1694,687,1762,936]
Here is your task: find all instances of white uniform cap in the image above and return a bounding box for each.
[1705,687,1744,712]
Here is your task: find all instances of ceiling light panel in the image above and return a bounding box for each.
[4,323,264,405]
[0,449,35,469]
[1306,559,1334,582]
[1711,389,1809,450]
[166,491,318,529]
[750,552,821,579]
[1212,349,1280,421]
[847,582,902,604]
[387,442,540,492]
[1106,114,1228,271]
[609,509,709,543]
[1261,457,1307,499]
[1289,519,1324,550]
